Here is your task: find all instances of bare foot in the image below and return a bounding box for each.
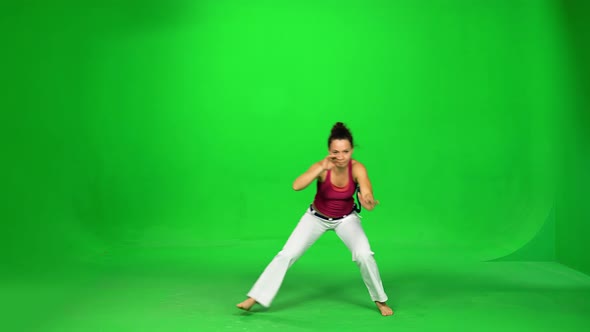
[236,297,256,311]
[375,301,394,316]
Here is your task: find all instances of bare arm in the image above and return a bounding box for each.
[353,162,379,210]
[292,155,336,191]
[292,163,324,191]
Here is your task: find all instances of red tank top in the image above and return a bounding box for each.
[312,160,357,217]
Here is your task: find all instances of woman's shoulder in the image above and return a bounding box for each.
[351,160,368,179]
[352,159,365,168]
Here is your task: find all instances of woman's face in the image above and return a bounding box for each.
[329,139,353,167]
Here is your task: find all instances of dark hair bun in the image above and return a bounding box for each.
[331,122,347,134]
[332,122,345,130]
[328,122,354,147]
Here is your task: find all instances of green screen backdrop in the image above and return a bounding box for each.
[1,0,585,275]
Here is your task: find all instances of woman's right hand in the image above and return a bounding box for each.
[321,154,337,171]
[293,155,336,191]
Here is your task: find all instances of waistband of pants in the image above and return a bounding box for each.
[309,204,356,221]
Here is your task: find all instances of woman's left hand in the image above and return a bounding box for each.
[359,192,379,210]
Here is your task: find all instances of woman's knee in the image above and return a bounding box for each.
[277,249,303,263]
[352,250,375,263]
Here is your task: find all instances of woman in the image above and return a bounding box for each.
[237,122,393,316]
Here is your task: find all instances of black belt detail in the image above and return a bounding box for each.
[309,204,358,221]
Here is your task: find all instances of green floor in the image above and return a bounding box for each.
[3,241,590,332]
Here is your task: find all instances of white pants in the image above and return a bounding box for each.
[247,208,389,307]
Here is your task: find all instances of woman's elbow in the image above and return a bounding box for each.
[293,180,308,191]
